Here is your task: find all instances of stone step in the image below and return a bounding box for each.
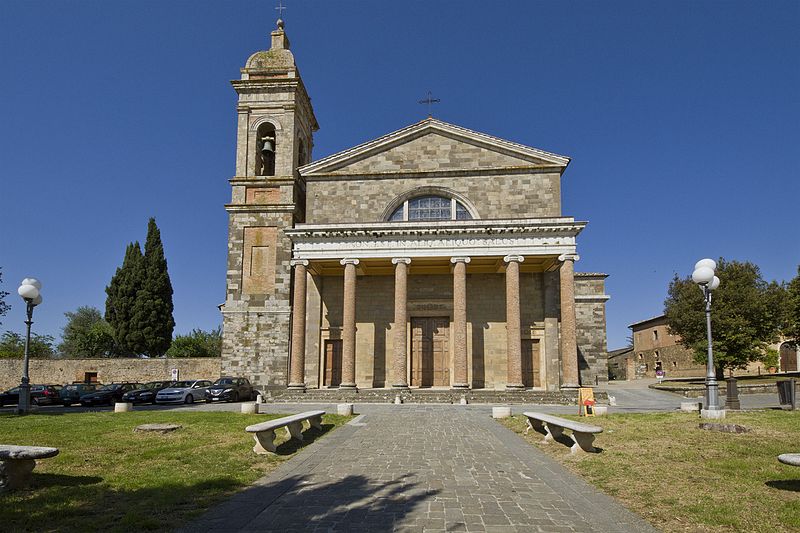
[261,388,607,405]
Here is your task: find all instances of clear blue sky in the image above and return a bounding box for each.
[1,1,798,351]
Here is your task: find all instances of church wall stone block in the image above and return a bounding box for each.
[574,275,610,387]
[305,172,561,224]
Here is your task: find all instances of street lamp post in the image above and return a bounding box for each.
[16,278,43,415]
[691,259,721,412]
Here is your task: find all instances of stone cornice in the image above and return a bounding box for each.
[287,218,585,260]
[575,294,611,302]
[225,204,296,213]
[229,176,296,185]
[302,165,564,181]
[287,218,586,238]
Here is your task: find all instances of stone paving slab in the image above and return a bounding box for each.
[183,406,656,533]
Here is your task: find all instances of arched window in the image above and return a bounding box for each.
[388,195,473,222]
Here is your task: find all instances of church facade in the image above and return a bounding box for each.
[221,22,609,393]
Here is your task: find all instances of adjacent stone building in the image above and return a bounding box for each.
[220,21,610,393]
[627,315,705,379]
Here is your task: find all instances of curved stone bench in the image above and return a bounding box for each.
[0,445,59,492]
[245,410,325,454]
[778,453,800,467]
[522,412,603,454]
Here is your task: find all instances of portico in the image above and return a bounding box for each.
[284,218,586,391]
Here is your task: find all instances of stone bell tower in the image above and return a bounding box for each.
[221,19,318,390]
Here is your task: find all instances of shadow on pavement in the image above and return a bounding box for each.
[190,472,437,532]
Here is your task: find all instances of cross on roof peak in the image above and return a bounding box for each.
[418,91,441,118]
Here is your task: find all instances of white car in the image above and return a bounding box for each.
[155,380,212,404]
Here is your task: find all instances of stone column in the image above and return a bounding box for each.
[451,257,471,389]
[340,258,359,389]
[391,258,411,388]
[559,253,580,388]
[288,260,309,390]
[504,255,525,389]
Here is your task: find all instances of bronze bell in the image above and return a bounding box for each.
[260,137,275,155]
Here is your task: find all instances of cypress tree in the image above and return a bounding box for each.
[132,218,175,357]
[105,241,145,356]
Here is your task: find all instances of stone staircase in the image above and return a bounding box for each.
[262,388,607,405]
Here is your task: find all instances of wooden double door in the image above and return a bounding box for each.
[411,317,450,387]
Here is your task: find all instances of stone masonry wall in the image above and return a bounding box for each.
[221,210,294,390]
[574,275,609,387]
[0,358,220,391]
[314,271,550,390]
[306,171,561,224]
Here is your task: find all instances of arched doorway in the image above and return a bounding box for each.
[780,342,798,372]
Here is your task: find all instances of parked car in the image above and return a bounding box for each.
[205,377,254,403]
[80,383,142,406]
[155,380,212,404]
[0,384,60,407]
[121,381,176,404]
[61,383,100,406]
[32,384,63,406]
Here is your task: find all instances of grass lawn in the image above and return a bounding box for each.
[501,410,800,532]
[0,410,349,532]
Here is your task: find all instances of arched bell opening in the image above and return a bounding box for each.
[257,122,276,176]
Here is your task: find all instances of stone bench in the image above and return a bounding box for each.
[778,453,800,467]
[245,410,325,454]
[0,445,60,492]
[522,412,603,454]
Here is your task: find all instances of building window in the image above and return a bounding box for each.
[638,353,643,360]
[653,330,659,341]
[672,361,678,368]
[388,195,473,222]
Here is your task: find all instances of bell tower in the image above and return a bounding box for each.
[221,19,318,389]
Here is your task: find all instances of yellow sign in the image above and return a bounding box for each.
[578,387,596,416]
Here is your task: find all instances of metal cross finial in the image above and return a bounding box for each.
[418,91,441,117]
[276,0,286,19]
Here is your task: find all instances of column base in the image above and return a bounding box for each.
[560,383,580,389]
[391,383,409,389]
[506,383,525,390]
[287,383,306,391]
[339,383,357,390]
[451,383,469,390]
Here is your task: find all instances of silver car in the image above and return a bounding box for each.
[155,380,212,404]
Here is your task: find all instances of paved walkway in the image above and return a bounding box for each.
[186,406,655,532]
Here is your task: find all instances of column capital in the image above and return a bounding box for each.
[340,258,360,266]
[558,253,580,263]
[450,257,471,264]
[503,255,525,264]
[391,257,412,265]
[290,259,309,267]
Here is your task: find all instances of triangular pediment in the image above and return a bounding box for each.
[300,118,570,177]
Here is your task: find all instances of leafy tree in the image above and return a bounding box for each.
[165,327,222,358]
[0,331,55,358]
[131,218,175,357]
[784,265,800,345]
[58,306,115,358]
[105,241,145,356]
[0,267,10,326]
[664,258,782,376]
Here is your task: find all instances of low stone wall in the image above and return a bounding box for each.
[0,358,221,390]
